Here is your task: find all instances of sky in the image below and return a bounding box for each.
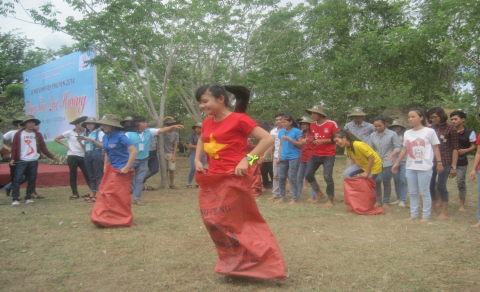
[0,0,306,50]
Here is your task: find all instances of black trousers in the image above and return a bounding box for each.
[67,155,91,195]
[261,161,274,188]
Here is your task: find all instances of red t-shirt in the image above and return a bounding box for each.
[202,113,258,173]
[300,132,314,162]
[477,133,480,170]
[309,120,339,156]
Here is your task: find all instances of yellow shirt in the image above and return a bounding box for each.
[345,141,383,174]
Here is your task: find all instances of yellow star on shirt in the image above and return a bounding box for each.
[204,133,228,159]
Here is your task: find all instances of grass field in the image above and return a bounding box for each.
[1,156,480,292]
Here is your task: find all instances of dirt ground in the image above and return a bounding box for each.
[1,156,479,292]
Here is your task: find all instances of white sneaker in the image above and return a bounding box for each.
[25,200,34,205]
[398,201,406,207]
[390,200,400,205]
[12,201,20,206]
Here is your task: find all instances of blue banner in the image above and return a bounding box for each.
[22,50,97,142]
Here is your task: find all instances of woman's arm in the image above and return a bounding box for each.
[236,126,274,176]
[195,134,206,172]
[470,145,480,180]
[359,155,376,179]
[392,147,407,173]
[433,145,444,173]
[120,145,138,174]
[282,135,305,148]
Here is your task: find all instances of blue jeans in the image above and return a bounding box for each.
[143,150,160,182]
[188,154,206,185]
[406,169,433,219]
[305,155,336,199]
[11,161,38,201]
[84,150,104,193]
[343,164,378,179]
[430,164,452,202]
[130,159,149,201]
[392,161,408,202]
[279,158,300,200]
[375,166,393,204]
[297,161,316,198]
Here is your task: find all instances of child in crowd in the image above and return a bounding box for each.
[370,116,402,208]
[296,116,317,203]
[393,109,443,222]
[450,111,476,211]
[10,116,58,206]
[304,105,338,206]
[332,130,382,179]
[54,116,91,200]
[427,106,458,220]
[276,114,303,205]
[81,117,105,203]
[388,120,409,207]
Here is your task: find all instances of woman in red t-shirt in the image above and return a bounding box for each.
[193,84,286,280]
[296,116,318,202]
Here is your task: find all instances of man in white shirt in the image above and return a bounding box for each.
[263,113,284,200]
[54,116,91,200]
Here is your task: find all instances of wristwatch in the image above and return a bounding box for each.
[246,154,259,165]
[452,166,457,170]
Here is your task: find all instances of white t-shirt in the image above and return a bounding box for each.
[20,131,40,161]
[403,127,440,171]
[62,129,86,157]
[3,130,18,141]
[270,127,281,159]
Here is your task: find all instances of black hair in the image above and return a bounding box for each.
[373,116,386,124]
[427,106,448,123]
[331,129,361,154]
[281,114,299,129]
[409,108,428,127]
[274,112,285,118]
[299,122,311,135]
[450,110,466,120]
[195,83,250,113]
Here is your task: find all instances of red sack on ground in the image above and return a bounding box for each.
[195,170,287,279]
[249,163,262,196]
[343,177,386,215]
[91,163,135,228]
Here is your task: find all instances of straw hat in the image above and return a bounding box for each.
[81,117,100,129]
[120,116,134,127]
[296,116,314,124]
[69,116,88,125]
[94,114,124,128]
[164,118,181,126]
[388,119,407,129]
[306,105,328,117]
[19,115,41,126]
[191,122,203,130]
[348,107,367,117]
[12,116,25,127]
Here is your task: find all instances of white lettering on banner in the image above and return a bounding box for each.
[59,90,88,114]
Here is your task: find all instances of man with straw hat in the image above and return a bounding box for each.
[10,115,58,206]
[54,116,91,200]
[304,105,339,206]
[388,119,409,207]
[163,118,182,189]
[125,116,183,205]
[344,107,375,144]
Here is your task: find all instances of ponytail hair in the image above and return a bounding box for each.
[195,83,250,113]
[331,129,361,144]
[281,114,299,129]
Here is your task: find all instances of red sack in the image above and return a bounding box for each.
[91,163,135,228]
[195,170,287,279]
[249,163,262,196]
[343,177,386,215]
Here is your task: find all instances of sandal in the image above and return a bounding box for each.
[86,197,96,203]
[186,185,192,189]
[81,194,90,198]
[146,186,156,191]
[70,194,80,200]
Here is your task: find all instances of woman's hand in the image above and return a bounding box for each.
[83,137,93,142]
[436,163,444,174]
[312,140,323,145]
[281,136,291,141]
[120,166,129,174]
[470,170,477,181]
[235,158,249,176]
[392,163,399,173]
[449,168,457,179]
[359,172,369,179]
[195,159,205,172]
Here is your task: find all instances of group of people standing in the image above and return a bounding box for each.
[261,105,480,227]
